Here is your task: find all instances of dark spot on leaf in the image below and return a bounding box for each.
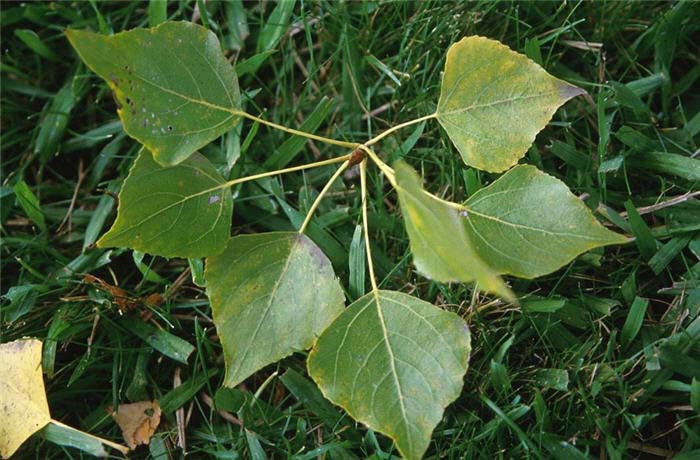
[167,125,173,131]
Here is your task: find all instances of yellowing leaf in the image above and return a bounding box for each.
[436,36,585,172]
[66,22,242,166]
[308,290,471,460]
[110,401,161,449]
[206,232,345,387]
[394,161,515,302]
[0,338,51,459]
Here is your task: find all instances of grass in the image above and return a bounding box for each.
[2,1,700,459]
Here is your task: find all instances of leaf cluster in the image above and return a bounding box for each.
[60,20,629,459]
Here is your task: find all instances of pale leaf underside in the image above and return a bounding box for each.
[206,232,345,388]
[308,290,471,460]
[395,161,627,295]
[394,161,515,301]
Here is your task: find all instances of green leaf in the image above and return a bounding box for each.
[394,161,514,302]
[120,315,194,364]
[159,369,217,414]
[97,149,232,258]
[256,0,295,54]
[620,297,649,349]
[627,152,700,182]
[147,0,167,27]
[39,422,107,458]
[463,165,628,278]
[308,290,471,460]
[14,29,59,61]
[532,368,570,391]
[436,36,585,172]
[66,21,241,166]
[206,232,345,387]
[13,180,47,233]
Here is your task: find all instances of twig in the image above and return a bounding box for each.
[361,101,397,121]
[627,441,677,458]
[619,191,700,218]
[57,159,86,235]
[174,368,187,452]
[560,39,603,52]
[87,310,100,356]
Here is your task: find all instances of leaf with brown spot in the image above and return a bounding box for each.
[66,22,242,166]
[110,401,161,450]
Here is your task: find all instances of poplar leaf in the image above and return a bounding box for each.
[394,161,515,302]
[463,165,629,278]
[436,36,585,172]
[0,338,51,459]
[206,232,345,387]
[66,21,241,166]
[97,149,232,258]
[308,290,471,460]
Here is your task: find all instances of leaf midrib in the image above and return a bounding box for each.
[374,294,413,452]
[227,236,298,382]
[437,90,562,117]
[464,207,606,241]
[103,178,226,241]
[130,68,237,116]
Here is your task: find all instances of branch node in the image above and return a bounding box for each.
[348,148,367,167]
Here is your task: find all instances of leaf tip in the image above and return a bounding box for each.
[558,81,587,101]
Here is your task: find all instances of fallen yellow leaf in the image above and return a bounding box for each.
[0,338,52,459]
[110,401,161,449]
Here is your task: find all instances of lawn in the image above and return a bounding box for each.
[1,1,699,459]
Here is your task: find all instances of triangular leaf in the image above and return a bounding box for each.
[206,232,345,387]
[308,290,471,460]
[463,164,629,278]
[394,161,515,302]
[0,338,51,458]
[66,22,241,166]
[436,36,585,172]
[97,149,232,258]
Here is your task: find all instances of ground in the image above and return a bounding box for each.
[1,1,699,459]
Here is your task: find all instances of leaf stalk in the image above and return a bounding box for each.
[234,110,359,149]
[360,160,379,292]
[298,159,351,234]
[224,154,352,188]
[365,113,436,147]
